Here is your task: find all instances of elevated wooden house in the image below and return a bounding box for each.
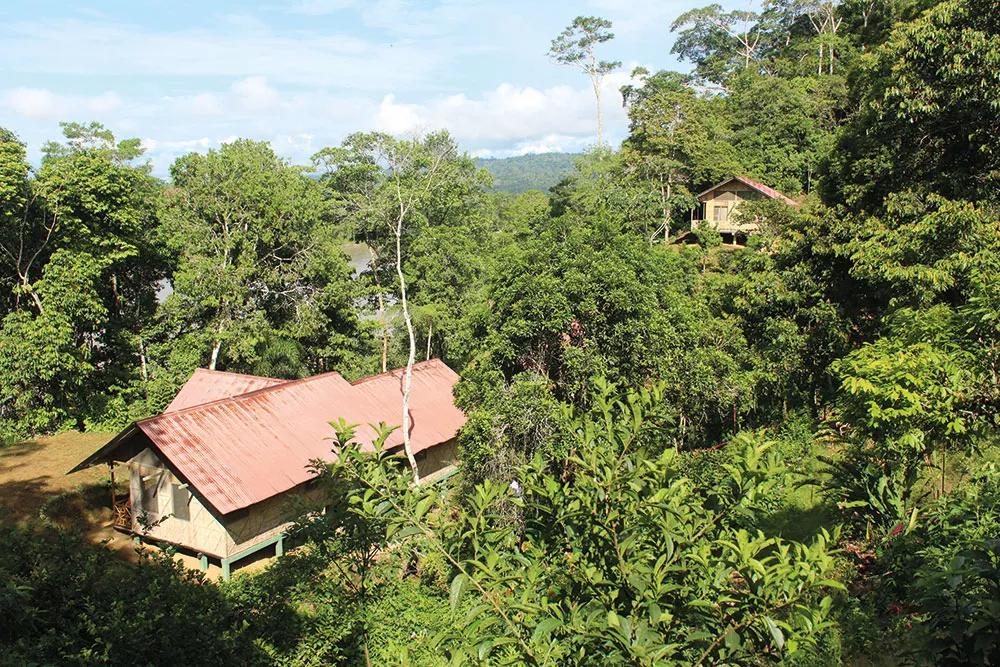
[70,360,465,578]
[684,176,797,245]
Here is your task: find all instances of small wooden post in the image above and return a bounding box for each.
[276,534,285,558]
[222,558,231,581]
[199,553,209,571]
[108,463,117,510]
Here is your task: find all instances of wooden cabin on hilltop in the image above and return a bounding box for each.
[678,176,798,246]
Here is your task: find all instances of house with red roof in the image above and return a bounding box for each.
[683,176,798,245]
[70,359,465,579]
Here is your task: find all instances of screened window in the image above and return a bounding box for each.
[171,483,191,521]
[140,471,161,516]
[713,205,728,222]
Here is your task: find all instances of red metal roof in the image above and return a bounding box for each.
[697,176,798,206]
[165,369,287,412]
[132,359,464,515]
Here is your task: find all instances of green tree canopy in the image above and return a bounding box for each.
[157,139,364,380]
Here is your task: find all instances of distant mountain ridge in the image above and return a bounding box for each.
[475,152,578,194]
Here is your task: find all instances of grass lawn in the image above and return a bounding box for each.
[0,431,137,555]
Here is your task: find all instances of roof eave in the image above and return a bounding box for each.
[66,423,140,474]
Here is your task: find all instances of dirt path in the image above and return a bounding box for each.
[0,431,137,556]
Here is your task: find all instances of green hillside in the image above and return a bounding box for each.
[476,152,577,193]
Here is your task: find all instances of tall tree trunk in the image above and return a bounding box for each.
[592,76,603,146]
[29,289,44,315]
[664,177,673,242]
[379,293,389,373]
[209,339,222,371]
[426,321,433,361]
[394,220,420,483]
[658,180,668,242]
[209,318,224,371]
[369,247,389,373]
[138,336,149,383]
[18,273,44,315]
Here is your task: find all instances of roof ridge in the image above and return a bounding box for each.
[696,175,795,204]
[733,175,797,204]
[141,369,350,424]
[192,368,285,382]
[350,358,446,385]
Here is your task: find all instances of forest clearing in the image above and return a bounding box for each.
[0,431,111,524]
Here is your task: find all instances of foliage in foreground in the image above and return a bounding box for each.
[223,547,455,666]
[0,523,261,666]
[321,384,843,665]
[836,460,1000,665]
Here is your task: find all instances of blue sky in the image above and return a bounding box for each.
[1,0,720,174]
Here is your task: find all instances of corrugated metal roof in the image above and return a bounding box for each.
[165,369,287,412]
[697,176,798,206]
[129,359,464,515]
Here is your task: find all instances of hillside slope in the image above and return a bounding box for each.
[476,152,577,193]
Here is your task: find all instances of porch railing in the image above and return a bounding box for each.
[112,496,132,530]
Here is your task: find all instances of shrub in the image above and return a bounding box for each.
[873,465,1000,664]
[330,383,845,665]
[0,522,261,666]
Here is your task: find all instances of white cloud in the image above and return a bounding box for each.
[87,91,122,114]
[505,135,597,156]
[375,68,639,148]
[231,76,279,110]
[141,137,215,152]
[4,67,638,175]
[3,87,62,119]
[471,134,596,158]
[375,93,425,135]
[190,93,224,116]
[3,87,125,120]
[0,0,660,176]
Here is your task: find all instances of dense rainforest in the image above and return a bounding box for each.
[2,0,999,664]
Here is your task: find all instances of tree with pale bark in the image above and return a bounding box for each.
[549,16,621,146]
[312,131,486,482]
[671,1,769,83]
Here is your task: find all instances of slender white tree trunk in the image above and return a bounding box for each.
[664,177,672,242]
[370,247,388,373]
[378,292,389,373]
[394,219,420,483]
[592,76,603,146]
[209,339,222,371]
[139,336,149,383]
[29,289,44,315]
[209,318,224,370]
